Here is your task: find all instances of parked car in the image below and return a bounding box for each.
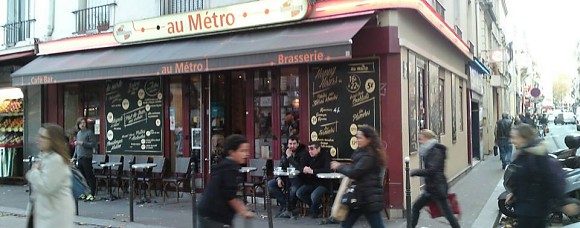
[556,112,577,125]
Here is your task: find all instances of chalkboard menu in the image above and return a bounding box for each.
[309,60,380,160]
[105,78,163,154]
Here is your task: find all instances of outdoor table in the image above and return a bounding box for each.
[273,167,301,213]
[317,172,345,224]
[239,166,257,204]
[100,162,122,201]
[132,163,157,204]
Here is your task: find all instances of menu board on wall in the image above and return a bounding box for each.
[105,78,163,154]
[309,60,380,160]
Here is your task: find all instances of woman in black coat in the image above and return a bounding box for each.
[331,126,387,228]
[410,129,460,228]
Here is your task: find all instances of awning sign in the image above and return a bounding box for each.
[114,0,311,44]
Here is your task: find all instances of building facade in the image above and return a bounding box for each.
[5,0,480,216]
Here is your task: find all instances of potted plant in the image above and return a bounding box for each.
[97,20,110,32]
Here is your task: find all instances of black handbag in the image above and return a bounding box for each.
[341,185,361,209]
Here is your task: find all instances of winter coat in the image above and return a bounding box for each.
[337,148,385,212]
[511,140,560,217]
[411,144,449,199]
[25,151,74,228]
[198,157,240,226]
[300,149,332,186]
[280,144,307,170]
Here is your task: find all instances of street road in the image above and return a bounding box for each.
[545,123,580,152]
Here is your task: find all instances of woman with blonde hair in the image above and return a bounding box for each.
[331,126,387,228]
[26,123,74,228]
[410,129,460,228]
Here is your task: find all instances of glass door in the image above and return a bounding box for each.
[189,75,203,188]
[253,70,274,159]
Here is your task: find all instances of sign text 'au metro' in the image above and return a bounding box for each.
[114,0,311,44]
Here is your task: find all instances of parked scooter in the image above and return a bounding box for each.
[497,136,580,225]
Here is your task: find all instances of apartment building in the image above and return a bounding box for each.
[2,0,485,216]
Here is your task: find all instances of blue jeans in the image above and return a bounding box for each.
[498,139,513,167]
[296,184,328,215]
[341,209,385,228]
[267,177,302,211]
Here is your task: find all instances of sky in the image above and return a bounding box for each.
[504,0,580,99]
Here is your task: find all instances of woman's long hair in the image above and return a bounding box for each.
[41,123,71,165]
[358,126,387,167]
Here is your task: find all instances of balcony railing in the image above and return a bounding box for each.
[1,19,35,47]
[72,3,116,34]
[160,0,204,15]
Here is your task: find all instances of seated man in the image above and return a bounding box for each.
[268,136,306,218]
[296,141,331,218]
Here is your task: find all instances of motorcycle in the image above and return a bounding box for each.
[497,135,580,225]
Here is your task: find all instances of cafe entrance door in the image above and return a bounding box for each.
[201,71,247,185]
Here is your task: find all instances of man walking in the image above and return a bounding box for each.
[496,113,514,169]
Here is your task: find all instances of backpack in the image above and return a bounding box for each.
[71,167,90,199]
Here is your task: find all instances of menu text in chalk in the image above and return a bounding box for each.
[309,60,380,160]
[105,78,163,154]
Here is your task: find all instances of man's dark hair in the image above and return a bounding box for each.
[308,141,321,148]
[288,135,300,143]
[224,134,248,156]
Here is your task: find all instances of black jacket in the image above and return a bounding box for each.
[198,158,240,225]
[300,149,332,186]
[496,118,513,140]
[511,141,560,217]
[280,144,307,170]
[337,148,385,212]
[411,144,449,199]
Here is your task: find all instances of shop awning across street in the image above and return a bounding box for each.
[11,16,371,86]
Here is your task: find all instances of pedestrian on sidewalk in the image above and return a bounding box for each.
[496,113,514,169]
[198,134,255,227]
[26,123,74,228]
[71,117,96,201]
[506,124,566,228]
[331,126,387,228]
[410,129,460,228]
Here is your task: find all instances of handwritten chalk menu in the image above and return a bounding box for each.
[105,78,163,154]
[309,60,380,160]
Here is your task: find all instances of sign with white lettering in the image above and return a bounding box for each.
[114,0,311,44]
[105,78,163,154]
[309,60,381,160]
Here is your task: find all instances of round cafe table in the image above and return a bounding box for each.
[273,168,301,212]
[132,163,158,204]
[316,172,345,225]
[239,167,257,204]
[99,162,122,201]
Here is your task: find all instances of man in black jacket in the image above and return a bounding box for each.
[268,136,306,218]
[496,113,514,169]
[296,141,332,218]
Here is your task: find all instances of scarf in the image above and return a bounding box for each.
[419,138,438,157]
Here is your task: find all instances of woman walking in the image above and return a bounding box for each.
[331,126,387,228]
[198,134,255,227]
[507,124,565,228]
[410,129,460,228]
[26,123,74,228]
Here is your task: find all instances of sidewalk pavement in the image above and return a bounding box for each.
[0,155,505,228]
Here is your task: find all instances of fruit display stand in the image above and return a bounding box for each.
[0,98,24,180]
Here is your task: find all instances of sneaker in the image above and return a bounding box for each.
[278,211,291,219]
[78,194,86,200]
[84,194,95,201]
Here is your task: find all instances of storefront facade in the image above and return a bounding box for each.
[12,0,473,214]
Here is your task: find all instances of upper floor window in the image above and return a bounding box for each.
[454,25,463,40]
[435,1,445,20]
[73,0,116,34]
[160,0,204,15]
[2,0,34,47]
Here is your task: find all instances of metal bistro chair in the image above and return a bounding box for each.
[162,157,192,202]
[241,159,267,209]
[92,154,108,195]
[141,156,166,198]
[117,155,136,197]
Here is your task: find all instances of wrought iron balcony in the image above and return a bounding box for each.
[160,0,204,15]
[1,19,35,47]
[72,3,116,34]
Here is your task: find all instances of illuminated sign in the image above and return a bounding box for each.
[114,0,311,44]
